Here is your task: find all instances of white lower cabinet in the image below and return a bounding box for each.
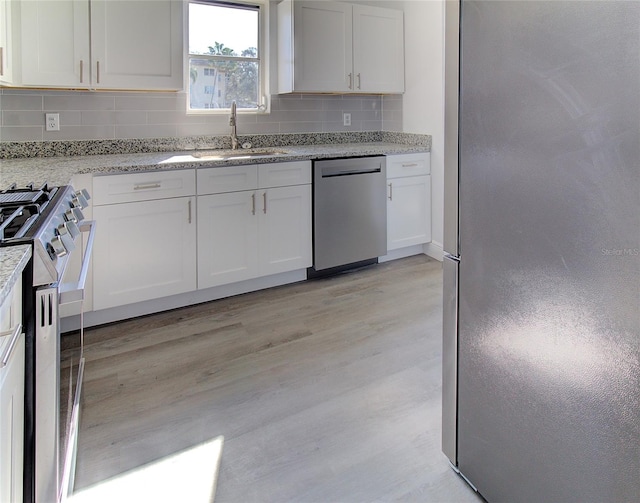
[386,153,432,251]
[259,184,312,276]
[0,277,24,503]
[92,170,197,310]
[93,196,197,310]
[197,191,259,288]
[197,161,312,290]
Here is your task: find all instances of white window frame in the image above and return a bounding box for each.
[186,0,270,115]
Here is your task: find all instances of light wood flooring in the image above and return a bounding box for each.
[62,255,483,502]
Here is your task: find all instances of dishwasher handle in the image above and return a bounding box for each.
[320,166,382,178]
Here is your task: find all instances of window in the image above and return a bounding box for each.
[188,1,268,113]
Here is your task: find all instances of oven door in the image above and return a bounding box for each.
[32,220,95,503]
[58,220,95,502]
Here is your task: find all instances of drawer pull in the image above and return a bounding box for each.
[401,163,419,168]
[0,324,22,368]
[251,193,256,215]
[263,192,267,214]
[134,183,161,191]
[388,182,393,201]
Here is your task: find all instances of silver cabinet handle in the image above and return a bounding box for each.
[133,182,161,190]
[80,59,84,83]
[401,163,419,168]
[0,47,4,76]
[348,73,352,89]
[251,193,256,215]
[357,73,361,89]
[388,182,393,201]
[0,324,23,368]
[263,192,267,214]
[188,199,192,224]
[96,60,100,84]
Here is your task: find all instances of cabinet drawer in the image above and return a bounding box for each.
[93,169,196,205]
[198,165,258,195]
[386,153,431,178]
[258,161,312,188]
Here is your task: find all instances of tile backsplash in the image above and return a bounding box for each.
[0,89,402,142]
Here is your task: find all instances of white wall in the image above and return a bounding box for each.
[402,0,445,260]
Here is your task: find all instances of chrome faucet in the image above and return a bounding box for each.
[229,100,239,150]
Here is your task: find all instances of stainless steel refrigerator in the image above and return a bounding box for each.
[442,1,640,502]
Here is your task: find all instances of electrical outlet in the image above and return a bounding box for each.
[45,113,60,131]
[343,113,351,126]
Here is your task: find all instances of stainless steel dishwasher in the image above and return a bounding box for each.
[312,156,387,272]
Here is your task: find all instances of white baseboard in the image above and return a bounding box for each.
[378,244,426,263]
[423,241,444,261]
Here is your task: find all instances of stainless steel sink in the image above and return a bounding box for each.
[191,148,289,160]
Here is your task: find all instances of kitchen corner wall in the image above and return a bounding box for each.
[401,0,445,260]
[0,89,402,142]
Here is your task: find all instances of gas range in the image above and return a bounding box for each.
[0,183,90,287]
[1,181,94,503]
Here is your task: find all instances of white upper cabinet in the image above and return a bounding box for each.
[0,0,15,84]
[278,0,404,94]
[20,0,90,88]
[280,0,353,93]
[90,0,183,90]
[352,4,404,93]
[19,0,183,90]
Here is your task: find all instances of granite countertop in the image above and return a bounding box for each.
[0,141,429,188]
[0,245,31,308]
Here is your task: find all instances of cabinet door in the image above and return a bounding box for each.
[387,175,431,251]
[21,0,90,87]
[0,281,24,503]
[292,0,352,92]
[90,0,183,90]
[197,191,259,289]
[0,333,24,503]
[353,4,404,93]
[0,0,13,84]
[258,185,312,276]
[93,197,196,310]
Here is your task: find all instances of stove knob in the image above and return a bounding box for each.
[50,236,68,258]
[56,223,76,254]
[64,207,84,223]
[72,190,89,209]
[77,188,91,201]
[64,220,80,239]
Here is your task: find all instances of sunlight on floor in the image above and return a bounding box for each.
[69,436,224,503]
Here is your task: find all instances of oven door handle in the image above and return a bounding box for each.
[59,220,96,306]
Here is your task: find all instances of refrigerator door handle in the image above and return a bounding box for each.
[442,253,460,464]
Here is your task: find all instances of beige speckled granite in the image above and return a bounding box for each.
[0,132,430,160]
[1,138,430,188]
[0,245,31,307]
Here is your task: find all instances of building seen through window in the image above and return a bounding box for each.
[188,1,262,112]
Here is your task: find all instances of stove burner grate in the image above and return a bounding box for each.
[0,191,45,206]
